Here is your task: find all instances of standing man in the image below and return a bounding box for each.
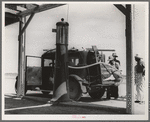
[134,54,145,104]
[112,53,121,99]
[107,55,120,99]
[112,53,120,68]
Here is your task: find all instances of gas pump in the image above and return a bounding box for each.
[51,18,71,103]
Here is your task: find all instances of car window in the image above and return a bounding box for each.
[69,58,79,66]
[44,59,53,67]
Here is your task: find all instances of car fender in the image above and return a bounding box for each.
[69,74,87,93]
[69,74,83,81]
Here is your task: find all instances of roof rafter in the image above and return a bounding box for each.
[5,4,26,11]
[114,4,127,16]
[18,4,66,17]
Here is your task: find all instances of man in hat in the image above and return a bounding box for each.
[134,54,145,104]
[106,55,120,99]
[112,53,120,68]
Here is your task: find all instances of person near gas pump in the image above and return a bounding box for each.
[112,53,121,99]
[112,53,120,66]
[106,55,120,99]
[134,54,145,104]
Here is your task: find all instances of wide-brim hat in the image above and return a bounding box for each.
[135,54,142,59]
[108,55,114,61]
[112,53,118,57]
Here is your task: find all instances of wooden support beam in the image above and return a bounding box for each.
[32,4,40,7]
[17,6,27,11]
[17,18,22,97]
[86,48,115,52]
[5,4,18,10]
[18,12,35,39]
[125,4,134,114]
[26,4,39,9]
[92,45,102,84]
[24,16,27,95]
[114,4,127,16]
[5,4,26,12]
[5,8,20,14]
[18,5,39,39]
[114,4,134,114]
[17,17,26,97]
[18,4,65,17]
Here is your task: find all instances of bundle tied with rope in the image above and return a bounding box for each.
[100,62,123,86]
[68,62,123,86]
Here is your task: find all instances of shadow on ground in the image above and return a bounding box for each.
[26,93,53,98]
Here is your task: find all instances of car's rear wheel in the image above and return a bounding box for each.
[89,87,105,99]
[69,77,82,101]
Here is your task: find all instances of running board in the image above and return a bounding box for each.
[34,88,51,92]
[90,84,113,87]
[40,89,51,92]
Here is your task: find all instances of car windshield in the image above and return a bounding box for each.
[68,58,79,66]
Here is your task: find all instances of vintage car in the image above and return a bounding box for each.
[15,47,123,101]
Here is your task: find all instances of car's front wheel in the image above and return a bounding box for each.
[69,77,82,101]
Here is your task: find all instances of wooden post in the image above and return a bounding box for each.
[23,16,26,96]
[18,13,35,39]
[17,17,26,98]
[114,4,134,114]
[126,4,134,114]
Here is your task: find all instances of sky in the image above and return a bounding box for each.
[4,2,148,75]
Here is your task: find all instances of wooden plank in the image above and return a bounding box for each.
[86,48,115,52]
[17,16,27,98]
[114,4,134,113]
[17,17,25,97]
[5,4,17,10]
[24,16,27,95]
[114,4,127,16]
[17,6,27,11]
[18,12,35,39]
[26,4,39,9]
[18,4,65,17]
[5,8,20,14]
[125,4,134,114]
[5,4,26,11]
[92,46,102,84]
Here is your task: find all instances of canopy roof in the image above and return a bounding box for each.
[5,4,65,26]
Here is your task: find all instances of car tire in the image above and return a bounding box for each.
[69,77,82,101]
[89,87,105,99]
